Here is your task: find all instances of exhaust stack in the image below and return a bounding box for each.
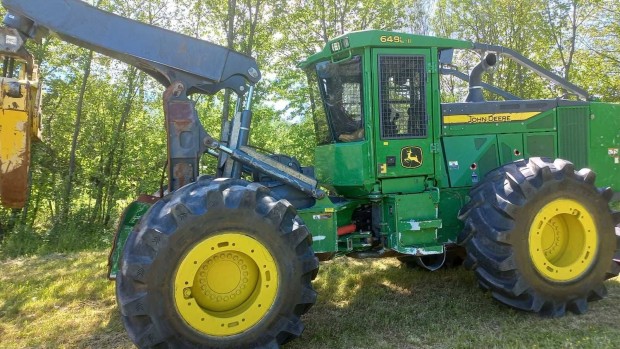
[466,53,497,102]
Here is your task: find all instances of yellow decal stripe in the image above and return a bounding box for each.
[443,111,541,124]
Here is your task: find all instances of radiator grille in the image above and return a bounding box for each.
[557,106,589,169]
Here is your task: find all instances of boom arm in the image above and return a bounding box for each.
[1,0,324,198]
[2,0,261,96]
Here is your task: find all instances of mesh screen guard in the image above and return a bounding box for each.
[379,55,427,139]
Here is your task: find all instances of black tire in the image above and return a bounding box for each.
[458,157,620,317]
[116,178,319,348]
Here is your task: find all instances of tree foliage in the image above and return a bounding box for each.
[0,0,618,256]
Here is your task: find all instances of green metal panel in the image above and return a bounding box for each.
[314,141,374,197]
[383,191,443,254]
[436,188,468,243]
[372,48,435,180]
[523,132,556,159]
[107,200,152,279]
[429,46,451,189]
[498,133,524,164]
[299,197,362,254]
[381,176,426,194]
[442,135,499,187]
[442,108,556,136]
[589,103,620,190]
[557,106,589,169]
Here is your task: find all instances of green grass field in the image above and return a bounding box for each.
[0,251,618,349]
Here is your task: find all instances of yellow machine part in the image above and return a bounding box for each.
[0,76,41,208]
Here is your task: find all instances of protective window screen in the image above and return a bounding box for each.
[379,55,427,139]
[315,56,364,144]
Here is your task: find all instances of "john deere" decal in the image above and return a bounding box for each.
[401,146,423,168]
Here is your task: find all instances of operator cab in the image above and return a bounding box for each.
[301,30,466,196]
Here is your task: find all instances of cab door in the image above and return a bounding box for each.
[372,48,435,179]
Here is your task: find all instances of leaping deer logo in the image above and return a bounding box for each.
[401,146,423,168]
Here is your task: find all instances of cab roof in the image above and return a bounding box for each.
[299,30,473,68]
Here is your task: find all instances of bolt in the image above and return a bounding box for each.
[248,67,259,79]
[183,288,192,299]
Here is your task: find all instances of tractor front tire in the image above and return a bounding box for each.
[116,178,319,348]
[459,158,620,316]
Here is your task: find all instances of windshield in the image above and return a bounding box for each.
[311,56,364,144]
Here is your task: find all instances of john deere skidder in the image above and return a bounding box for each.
[1,0,619,348]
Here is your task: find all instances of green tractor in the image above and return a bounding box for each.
[2,0,619,348]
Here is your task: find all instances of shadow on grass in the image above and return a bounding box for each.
[0,252,132,348]
[1,252,618,349]
[286,258,620,349]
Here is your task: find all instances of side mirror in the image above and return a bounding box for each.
[439,49,454,65]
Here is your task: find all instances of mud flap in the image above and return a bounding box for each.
[107,195,160,279]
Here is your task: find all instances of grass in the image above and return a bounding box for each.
[0,251,619,348]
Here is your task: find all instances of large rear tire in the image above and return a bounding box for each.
[116,178,318,348]
[458,158,620,316]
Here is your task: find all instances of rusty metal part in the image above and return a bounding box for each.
[163,82,209,192]
[0,161,28,208]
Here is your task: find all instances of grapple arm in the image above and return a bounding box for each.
[2,0,261,96]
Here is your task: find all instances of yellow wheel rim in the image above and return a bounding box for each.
[528,198,598,282]
[174,232,278,336]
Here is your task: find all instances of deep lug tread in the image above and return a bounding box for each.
[116,179,318,348]
[459,157,619,317]
[554,158,574,174]
[171,203,192,224]
[123,257,153,283]
[264,201,292,227]
[299,251,320,274]
[567,298,588,315]
[540,302,566,318]
[281,316,305,338]
[134,325,170,348]
[120,293,149,317]
[299,285,318,305]
[599,187,614,202]
[577,168,596,184]
[143,229,169,253]
[463,253,478,270]
[589,284,608,301]
[286,226,311,249]
[492,291,543,313]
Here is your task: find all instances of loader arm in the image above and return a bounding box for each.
[2,0,261,96]
[1,0,264,192]
[1,0,323,197]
